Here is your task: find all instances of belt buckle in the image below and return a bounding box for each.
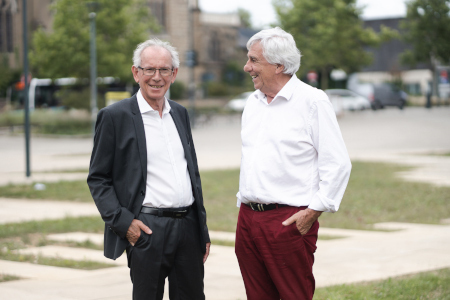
[250,203,264,212]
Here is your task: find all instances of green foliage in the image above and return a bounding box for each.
[401,0,450,66]
[30,0,159,82]
[169,81,186,100]
[0,55,21,97]
[315,268,450,299]
[56,87,105,110]
[223,61,247,86]
[274,0,396,89]
[205,81,229,97]
[237,8,252,28]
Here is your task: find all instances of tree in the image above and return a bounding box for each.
[238,8,252,28]
[401,0,450,66]
[401,0,450,97]
[274,0,395,89]
[30,0,159,82]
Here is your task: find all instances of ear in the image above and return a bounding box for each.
[131,66,139,83]
[171,68,179,84]
[275,64,284,75]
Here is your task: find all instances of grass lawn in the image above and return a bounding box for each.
[0,161,449,232]
[314,268,450,300]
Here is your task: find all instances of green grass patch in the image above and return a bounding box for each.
[0,274,21,282]
[319,161,450,230]
[314,268,450,299]
[0,216,104,239]
[0,179,91,202]
[1,162,449,232]
[0,251,114,270]
[0,109,91,135]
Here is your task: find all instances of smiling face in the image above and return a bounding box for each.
[131,46,178,104]
[243,42,279,97]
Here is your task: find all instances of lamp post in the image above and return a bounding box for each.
[87,2,98,137]
[22,0,30,177]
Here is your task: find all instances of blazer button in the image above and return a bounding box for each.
[140,191,145,196]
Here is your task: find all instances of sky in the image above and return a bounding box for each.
[198,0,408,29]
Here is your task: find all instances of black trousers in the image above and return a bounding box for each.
[126,207,205,300]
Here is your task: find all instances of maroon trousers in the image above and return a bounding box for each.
[235,204,319,300]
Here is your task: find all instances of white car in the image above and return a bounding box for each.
[325,89,372,112]
[225,91,253,112]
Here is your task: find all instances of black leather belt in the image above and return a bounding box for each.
[245,202,289,212]
[140,206,190,218]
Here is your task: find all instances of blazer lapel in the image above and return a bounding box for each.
[130,96,147,183]
[170,108,195,180]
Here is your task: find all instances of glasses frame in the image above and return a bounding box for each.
[138,66,174,77]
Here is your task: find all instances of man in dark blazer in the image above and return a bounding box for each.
[87,38,210,300]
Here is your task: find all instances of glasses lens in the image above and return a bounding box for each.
[160,68,172,76]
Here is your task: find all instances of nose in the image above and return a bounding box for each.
[243,60,251,73]
[152,69,162,81]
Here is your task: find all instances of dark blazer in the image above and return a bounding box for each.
[87,95,210,260]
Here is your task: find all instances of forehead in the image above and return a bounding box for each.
[247,42,265,60]
[140,46,172,67]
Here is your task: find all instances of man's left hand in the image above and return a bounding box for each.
[282,208,322,235]
[203,242,211,264]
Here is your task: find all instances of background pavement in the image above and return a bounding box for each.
[0,106,450,299]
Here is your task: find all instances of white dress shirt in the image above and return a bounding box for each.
[137,90,194,208]
[237,75,351,213]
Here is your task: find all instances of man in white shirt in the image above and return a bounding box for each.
[88,39,210,300]
[235,27,351,300]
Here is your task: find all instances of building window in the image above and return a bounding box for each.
[209,34,220,61]
[149,1,165,29]
[6,10,12,52]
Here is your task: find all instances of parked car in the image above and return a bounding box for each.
[325,89,372,112]
[372,83,408,109]
[347,74,407,110]
[225,91,253,112]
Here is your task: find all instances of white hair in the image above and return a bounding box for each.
[247,27,301,75]
[132,38,180,68]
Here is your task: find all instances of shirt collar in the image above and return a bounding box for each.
[254,74,298,104]
[136,89,171,115]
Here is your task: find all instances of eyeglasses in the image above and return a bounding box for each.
[138,66,173,77]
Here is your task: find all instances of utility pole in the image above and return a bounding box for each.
[22,0,31,177]
[187,2,196,127]
[87,2,98,137]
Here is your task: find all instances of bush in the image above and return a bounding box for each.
[170,81,186,100]
[0,109,91,135]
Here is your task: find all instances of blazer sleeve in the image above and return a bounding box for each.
[87,108,135,239]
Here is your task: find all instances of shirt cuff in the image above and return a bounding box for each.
[308,193,336,213]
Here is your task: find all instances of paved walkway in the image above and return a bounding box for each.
[1,107,450,299]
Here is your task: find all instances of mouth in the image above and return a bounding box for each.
[149,85,164,88]
[251,75,258,80]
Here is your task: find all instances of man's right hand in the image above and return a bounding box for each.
[126,219,152,246]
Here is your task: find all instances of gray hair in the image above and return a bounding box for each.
[132,38,180,69]
[247,27,301,75]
